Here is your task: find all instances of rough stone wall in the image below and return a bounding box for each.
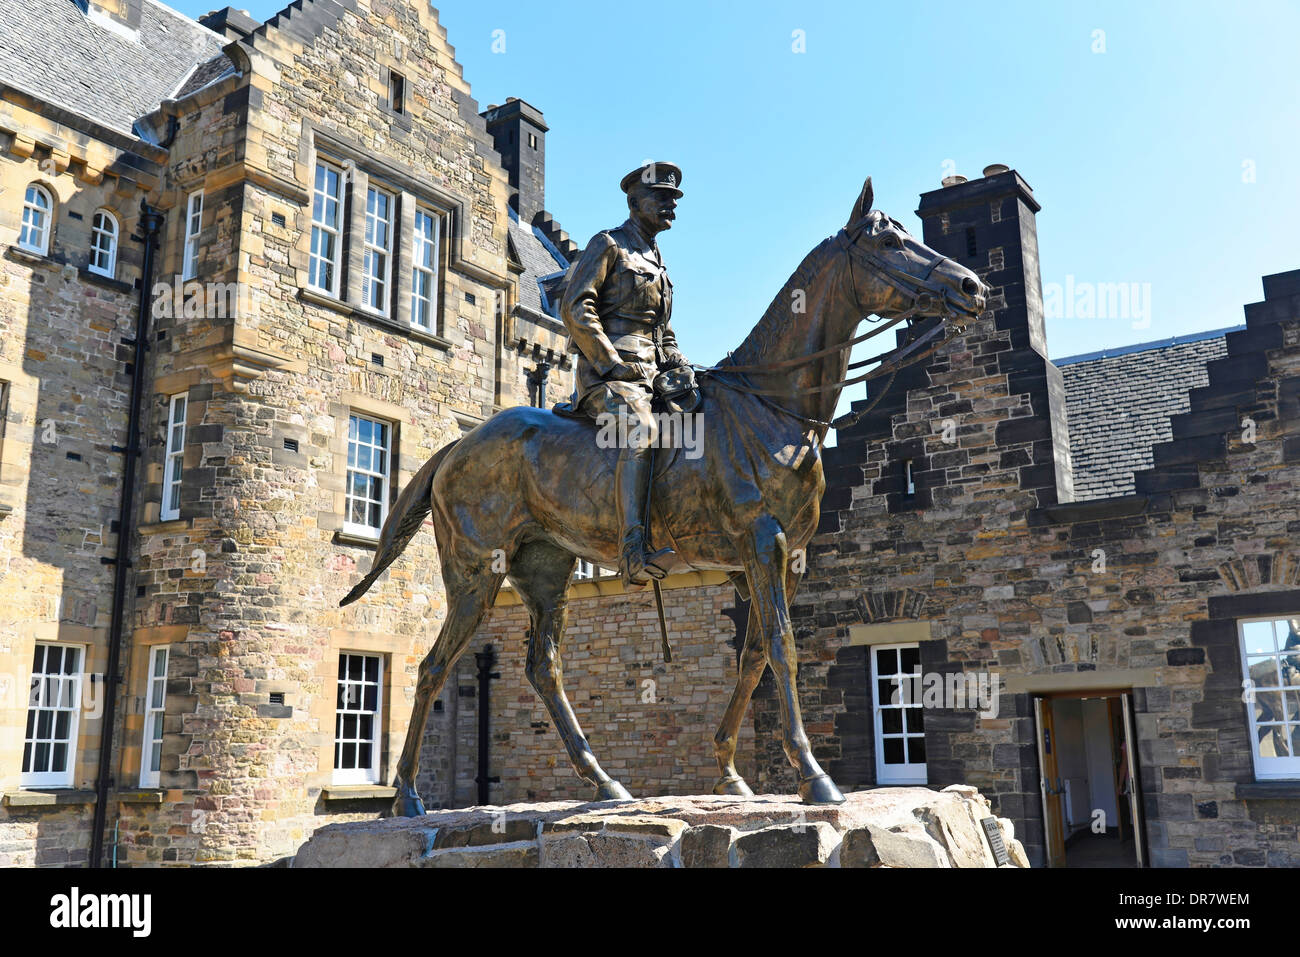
[0,0,573,867]
[427,578,750,806]
[0,98,160,864]
[755,272,1300,868]
[108,1,571,865]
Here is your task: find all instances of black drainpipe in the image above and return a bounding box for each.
[474,645,500,804]
[90,200,164,868]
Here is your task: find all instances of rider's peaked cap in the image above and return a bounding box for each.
[621,162,683,197]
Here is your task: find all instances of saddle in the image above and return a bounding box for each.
[552,364,701,419]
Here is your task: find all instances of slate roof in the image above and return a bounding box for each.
[1057,327,1243,500]
[0,0,228,136]
[507,206,570,318]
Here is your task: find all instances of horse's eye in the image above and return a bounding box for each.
[881,233,901,249]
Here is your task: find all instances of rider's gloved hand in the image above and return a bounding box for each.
[605,362,643,382]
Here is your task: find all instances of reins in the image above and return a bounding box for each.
[694,221,975,436]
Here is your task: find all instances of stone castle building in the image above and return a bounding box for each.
[455,170,1300,869]
[1,1,1296,872]
[0,0,579,866]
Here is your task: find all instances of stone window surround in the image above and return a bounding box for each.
[88,207,119,279]
[330,391,411,548]
[342,409,392,542]
[117,624,187,792]
[298,123,478,350]
[1208,589,1300,796]
[141,368,204,529]
[18,181,54,255]
[21,640,86,789]
[869,640,928,786]
[138,643,170,788]
[316,628,415,796]
[332,650,384,786]
[3,625,106,799]
[159,391,187,522]
[181,188,203,282]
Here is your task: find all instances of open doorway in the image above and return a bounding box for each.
[1033,690,1145,868]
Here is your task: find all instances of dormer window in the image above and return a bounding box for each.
[387,71,406,114]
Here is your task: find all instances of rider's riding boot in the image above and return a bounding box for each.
[616,442,674,588]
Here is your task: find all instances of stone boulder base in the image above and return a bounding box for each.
[293,785,1029,868]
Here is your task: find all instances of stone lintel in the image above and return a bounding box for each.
[1002,669,1160,694]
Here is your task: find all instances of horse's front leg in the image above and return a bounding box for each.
[738,515,844,805]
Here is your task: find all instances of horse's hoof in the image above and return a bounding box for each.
[389,781,427,818]
[798,774,846,805]
[593,780,634,802]
[713,774,755,798]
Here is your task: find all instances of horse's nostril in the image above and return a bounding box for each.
[961,278,979,297]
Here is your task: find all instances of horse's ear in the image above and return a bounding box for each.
[849,177,874,225]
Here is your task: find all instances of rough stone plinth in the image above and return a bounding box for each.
[292,785,1028,868]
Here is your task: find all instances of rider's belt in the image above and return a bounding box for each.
[608,332,657,361]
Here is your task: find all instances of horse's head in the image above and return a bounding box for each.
[839,177,987,330]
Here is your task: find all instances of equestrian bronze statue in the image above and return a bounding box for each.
[341,173,988,814]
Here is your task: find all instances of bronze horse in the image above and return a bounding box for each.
[341,178,987,814]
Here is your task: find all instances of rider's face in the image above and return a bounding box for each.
[630,186,678,234]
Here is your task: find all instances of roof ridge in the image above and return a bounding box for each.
[1055,324,1246,367]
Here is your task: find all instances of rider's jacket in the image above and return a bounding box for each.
[560,217,687,408]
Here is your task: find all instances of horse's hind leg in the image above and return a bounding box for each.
[513,540,632,802]
[390,559,505,817]
[713,601,764,797]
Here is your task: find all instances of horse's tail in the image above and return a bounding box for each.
[338,440,459,607]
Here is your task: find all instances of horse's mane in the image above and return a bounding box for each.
[726,234,839,366]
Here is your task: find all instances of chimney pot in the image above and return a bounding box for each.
[941,175,968,188]
[982,164,1010,177]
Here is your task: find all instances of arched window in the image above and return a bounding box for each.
[89,209,118,278]
[18,184,53,255]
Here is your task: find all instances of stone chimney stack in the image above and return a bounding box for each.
[915,166,1075,505]
[198,7,262,41]
[480,98,549,224]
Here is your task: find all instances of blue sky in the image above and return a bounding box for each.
[181,0,1298,382]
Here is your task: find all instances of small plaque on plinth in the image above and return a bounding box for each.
[980,816,1011,866]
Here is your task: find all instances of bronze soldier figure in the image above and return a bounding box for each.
[559,162,694,588]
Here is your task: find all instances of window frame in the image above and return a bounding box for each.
[181,190,203,281]
[360,184,394,315]
[88,208,119,278]
[343,411,391,539]
[387,71,406,114]
[139,645,170,788]
[308,159,344,297]
[333,651,384,785]
[410,206,440,331]
[1239,616,1300,780]
[18,183,53,255]
[160,392,187,522]
[870,642,928,785]
[22,642,85,789]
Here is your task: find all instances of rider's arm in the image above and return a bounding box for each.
[658,282,689,369]
[560,234,623,376]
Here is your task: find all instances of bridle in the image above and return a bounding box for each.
[697,216,978,435]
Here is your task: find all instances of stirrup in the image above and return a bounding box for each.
[620,542,675,588]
